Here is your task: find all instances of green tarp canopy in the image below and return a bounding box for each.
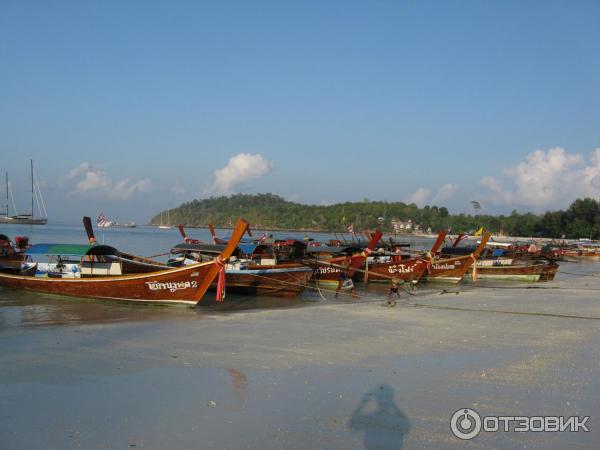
[25,244,118,256]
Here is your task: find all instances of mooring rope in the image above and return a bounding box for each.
[234,270,600,320]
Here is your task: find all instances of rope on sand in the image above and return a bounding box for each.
[224,268,600,320]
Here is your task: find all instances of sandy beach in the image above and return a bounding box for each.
[1,263,599,449]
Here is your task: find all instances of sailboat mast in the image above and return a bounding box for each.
[30,159,34,218]
[5,172,8,217]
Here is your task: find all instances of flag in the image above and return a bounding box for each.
[347,224,354,234]
[471,200,481,210]
[473,226,484,237]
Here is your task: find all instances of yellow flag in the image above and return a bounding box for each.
[474,226,484,237]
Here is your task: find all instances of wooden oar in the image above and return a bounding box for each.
[193,218,249,303]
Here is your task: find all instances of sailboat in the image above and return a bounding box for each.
[0,160,48,225]
[158,209,172,229]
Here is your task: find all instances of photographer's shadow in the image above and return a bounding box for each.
[349,384,410,449]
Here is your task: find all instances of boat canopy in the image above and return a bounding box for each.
[171,243,226,254]
[26,243,119,256]
[171,242,262,256]
[307,245,360,255]
[441,246,477,256]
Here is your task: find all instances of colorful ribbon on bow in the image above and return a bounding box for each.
[470,253,478,282]
[215,256,226,301]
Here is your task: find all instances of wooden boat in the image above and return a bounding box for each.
[169,242,313,297]
[81,216,167,273]
[355,230,449,283]
[308,231,383,284]
[563,243,600,261]
[466,259,559,282]
[0,160,48,225]
[424,233,491,283]
[0,219,250,305]
[0,234,28,273]
[441,237,560,282]
[358,256,428,283]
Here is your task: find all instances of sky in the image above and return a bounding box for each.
[1,0,600,222]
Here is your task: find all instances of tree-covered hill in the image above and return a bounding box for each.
[151,193,600,239]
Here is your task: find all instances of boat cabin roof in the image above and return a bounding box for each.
[25,243,119,256]
[171,242,268,256]
[307,245,363,255]
[440,246,477,256]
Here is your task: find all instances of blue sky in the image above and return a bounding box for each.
[1,0,599,222]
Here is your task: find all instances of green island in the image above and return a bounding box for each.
[151,193,600,239]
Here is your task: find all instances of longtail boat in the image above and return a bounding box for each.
[467,259,559,282]
[82,216,168,273]
[0,234,29,273]
[169,241,313,297]
[355,230,449,283]
[0,219,250,305]
[308,231,383,284]
[442,241,560,282]
[562,241,600,261]
[424,232,491,283]
[358,257,428,283]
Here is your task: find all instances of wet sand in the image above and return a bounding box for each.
[1,263,599,449]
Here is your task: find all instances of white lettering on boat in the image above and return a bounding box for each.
[387,264,414,274]
[145,281,198,292]
[433,263,456,270]
[314,266,341,275]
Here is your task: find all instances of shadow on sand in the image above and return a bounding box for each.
[349,384,410,449]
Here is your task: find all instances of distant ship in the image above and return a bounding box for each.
[0,160,48,225]
[158,209,173,229]
[97,212,136,228]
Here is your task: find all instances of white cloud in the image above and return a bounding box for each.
[480,175,504,194]
[432,183,458,203]
[63,163,152,200]
[480,147,600,211]
[405,187,432,206]
[210,153,271,194]
[405,184,458,207]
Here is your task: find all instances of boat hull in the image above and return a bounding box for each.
[466,261,559,282]
[0,253,27,273]
[0,262,217,305]
[212,266,313,296]
[423,255,475,283]
[358,258,428,283]
[0,216,47,225]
